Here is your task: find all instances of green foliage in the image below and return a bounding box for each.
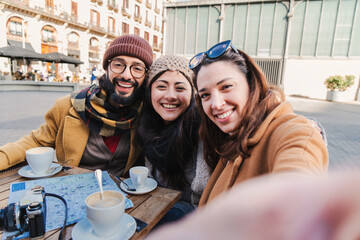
[324,75,355,91]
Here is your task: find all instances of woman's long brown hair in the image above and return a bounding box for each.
[192,49,285,170]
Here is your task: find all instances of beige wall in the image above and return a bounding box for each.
[283,59,360,102]
[0,0,164,81]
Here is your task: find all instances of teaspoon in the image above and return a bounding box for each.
[95,169,104,200]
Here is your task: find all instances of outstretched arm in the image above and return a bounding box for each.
[146,172,360,240]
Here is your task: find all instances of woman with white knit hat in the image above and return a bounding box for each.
[136,55,211,225]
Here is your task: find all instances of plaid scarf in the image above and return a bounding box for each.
[71,85,142,137]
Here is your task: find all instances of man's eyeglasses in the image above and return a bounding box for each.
[189,40,239,69]
[108,59,147,79]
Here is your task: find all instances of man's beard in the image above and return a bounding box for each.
[102,75,144,107]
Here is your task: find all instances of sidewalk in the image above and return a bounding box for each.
[288,96,360,170]
[0,91,359,170]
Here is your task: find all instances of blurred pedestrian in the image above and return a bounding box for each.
[14,68,23,80]
[91,67,98,85]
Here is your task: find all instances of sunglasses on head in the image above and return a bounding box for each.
[189,40,239,69]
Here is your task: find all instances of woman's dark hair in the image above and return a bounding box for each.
[136,70,200,190]
[192,49,284,170]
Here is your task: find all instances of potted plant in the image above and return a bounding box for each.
[324,75,355,102]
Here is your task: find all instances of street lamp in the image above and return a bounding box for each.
[22,19,27,73]
[22,20,26,48]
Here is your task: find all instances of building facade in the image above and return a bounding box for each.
[0,0,164,81]
[164,0,360,101]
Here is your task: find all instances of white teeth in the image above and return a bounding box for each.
[117,82,132,88]
[217,110,232,119]
[163,104,177,109]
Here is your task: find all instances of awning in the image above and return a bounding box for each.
[41,52,83,65]
[8,40,36,52]
[0,40,83,65]
[0,40,44,60]
[0,45,44,60]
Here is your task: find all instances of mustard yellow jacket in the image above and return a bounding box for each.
[0,95,141,175]
[199,102,329,206]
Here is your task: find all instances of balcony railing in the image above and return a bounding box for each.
[2,0,113,37]
[154,24,160,31]
[45,5,54,12]
[145,0,152,9]
[145,20,152,28]
[122,7,131,18]
[89,51,100,62]
[68,42,80,49]
[43,38,55,43]
[9,30,22,36]
[89,57,100,63]
[89,46,100,52]
[70,15,78,22]
[42,40,57,46]
[89,22,105,32]
[154,7,160,14]
[107,28,116,34]
[135,0,142,3]
[134,15,142,23]
[91,0,103,5]
[153,42,162,52]
[107,0,118,11]
[13,0,29,5]
[6,34,24,43]
[108,5,119,12]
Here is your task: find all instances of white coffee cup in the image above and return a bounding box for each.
[25,147,54,175]
[130,166,149,190]
[86,190,125,237]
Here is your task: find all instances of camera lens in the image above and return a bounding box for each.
[0,203,19,231]
[0,208,4,231]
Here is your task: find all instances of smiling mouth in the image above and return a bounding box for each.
[114,80,135,94]
[116,81,133,88]
[216,109,233,119]
[162,103,178,109]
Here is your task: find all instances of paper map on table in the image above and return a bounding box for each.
[2,171,133,240]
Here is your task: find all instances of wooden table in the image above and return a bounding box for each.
[0,166,181,239]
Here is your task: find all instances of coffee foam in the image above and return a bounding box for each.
[87,191,124,209]
[91,198,121,208]
[132,169,146,174]
[27,147,52,154]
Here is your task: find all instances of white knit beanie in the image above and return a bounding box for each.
[147,55,194,88]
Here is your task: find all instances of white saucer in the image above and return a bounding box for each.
[120,178,157,195]
[72,213,136,240]
[18,163,62,179]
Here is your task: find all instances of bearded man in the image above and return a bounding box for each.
[0,35,153,177]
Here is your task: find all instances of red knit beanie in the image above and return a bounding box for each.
[102,34,153,70]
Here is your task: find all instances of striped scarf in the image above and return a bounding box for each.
[71,85,142,137]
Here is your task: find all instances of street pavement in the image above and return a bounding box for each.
[287,96,360,171]
[0,88,359,171]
